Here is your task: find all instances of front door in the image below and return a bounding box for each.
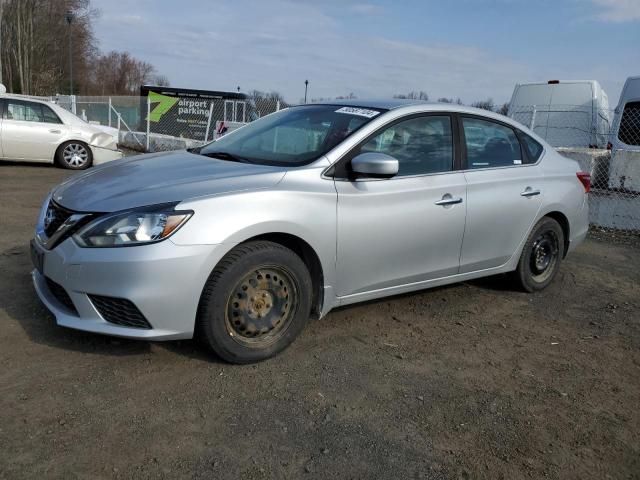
[335,114,467,297]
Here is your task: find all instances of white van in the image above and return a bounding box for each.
[610,76,640,151]
[608,76,640,192]
[507,80,610,149]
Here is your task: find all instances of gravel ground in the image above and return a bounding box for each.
[1,161,639,480]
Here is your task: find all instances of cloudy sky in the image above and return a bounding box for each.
[92,0,639,104]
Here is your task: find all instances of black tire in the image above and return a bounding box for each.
[56,141,93,170]
[197,241,313,364]
[513,217,565,293]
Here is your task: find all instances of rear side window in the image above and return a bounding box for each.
[42,105,62,124]
[520,133,544,162]
[462,117,522,169]
[618,101,640,146]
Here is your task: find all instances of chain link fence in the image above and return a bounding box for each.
[508,104,612,149]
[509,104,640,233]
[53,95,283,153]
[143,96,268,152]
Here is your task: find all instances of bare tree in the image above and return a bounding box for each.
[497,102,509,116]
[437,97,463,105]
[248,89,287,117]
[88,51,158,95]
[0,0,166,95]
[471,98,495,111]
[0,0,6,85]
[153,74,170,87]
[1,0,96,94]
[394,91,429,101]
[335,93,357,100]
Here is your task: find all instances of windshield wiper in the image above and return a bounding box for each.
[200,151,252,163]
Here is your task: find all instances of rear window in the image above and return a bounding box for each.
[618,101,640,146]
[520,133,544,162]
[42,105,62,124]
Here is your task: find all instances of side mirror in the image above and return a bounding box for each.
[351,152,399,179]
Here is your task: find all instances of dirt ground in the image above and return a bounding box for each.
[1,161,639,480]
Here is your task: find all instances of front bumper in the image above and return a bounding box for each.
[90,145,123,165]
[31,237,228,340]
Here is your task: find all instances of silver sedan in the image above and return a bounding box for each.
[31,100,590,363]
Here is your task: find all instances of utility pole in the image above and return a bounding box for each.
[304,80,309,104]
[65,10,74,95]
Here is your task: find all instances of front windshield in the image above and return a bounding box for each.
[199,105,384,166]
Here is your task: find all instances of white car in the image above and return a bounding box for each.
[0,90,122,169]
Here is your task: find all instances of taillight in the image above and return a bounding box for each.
[577,172,591,193]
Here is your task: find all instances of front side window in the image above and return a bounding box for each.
[463,117,522,169]
[6,100,45,123]
[618,101,640,146]
[199,105,383,166]
[355,115,453,176]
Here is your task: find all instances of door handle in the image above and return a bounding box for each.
[520,188,541,197]
[49,129,62,134]
[435,195,463,206]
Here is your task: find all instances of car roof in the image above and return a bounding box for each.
[309,98,430,110]
[304,98,513,120]
[0,93,52,105]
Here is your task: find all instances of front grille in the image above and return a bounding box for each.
[45,277,78,315]
[89,295,152,329]
[44,200,74,237]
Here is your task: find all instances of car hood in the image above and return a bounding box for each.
[52,151,288,212]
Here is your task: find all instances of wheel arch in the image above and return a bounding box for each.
[543,211,571,258]
[241,233,325,319]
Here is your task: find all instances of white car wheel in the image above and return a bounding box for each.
[59,142,92,170]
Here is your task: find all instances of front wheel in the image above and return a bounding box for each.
[57,141,93,170]
[513,217,564,292]
[197,241,313,364]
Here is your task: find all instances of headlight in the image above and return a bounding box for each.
[73,205,192,247]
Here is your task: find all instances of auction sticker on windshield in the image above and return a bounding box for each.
[335,107,381,118]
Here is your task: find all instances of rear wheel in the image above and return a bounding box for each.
[197,241,312,364]
[513,217,564,292]
[57,141,92,170]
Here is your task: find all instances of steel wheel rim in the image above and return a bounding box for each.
[529,230,559,282]
[62,143,89,167]
[225,265,298,347]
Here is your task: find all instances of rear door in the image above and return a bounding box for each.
[1,99,66,161]
[459,115,543,273]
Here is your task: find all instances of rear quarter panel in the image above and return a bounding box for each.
[539,149,589,251]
